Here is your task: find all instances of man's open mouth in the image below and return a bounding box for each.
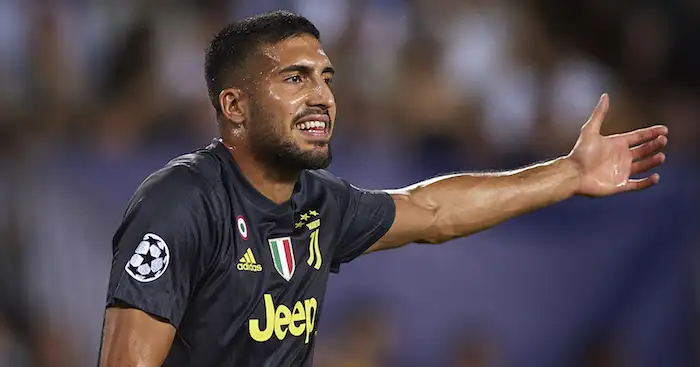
[294,115,330,139]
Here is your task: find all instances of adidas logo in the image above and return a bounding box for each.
[237,248,262,272]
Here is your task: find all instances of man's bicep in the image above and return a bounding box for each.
[365,191,435,253]
[99,306,176,367]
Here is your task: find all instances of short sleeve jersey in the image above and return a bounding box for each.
[104,139,396,366]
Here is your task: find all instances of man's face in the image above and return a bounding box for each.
[245,34,336,173]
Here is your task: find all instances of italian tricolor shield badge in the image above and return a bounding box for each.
[268,236,295,281]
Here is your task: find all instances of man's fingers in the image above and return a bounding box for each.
[615,125,669,147]
[582,93,609,134]
[631,135,667,160]
[631,153,665,175]
[624,174,660,191]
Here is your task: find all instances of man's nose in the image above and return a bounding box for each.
[307,81,335,110]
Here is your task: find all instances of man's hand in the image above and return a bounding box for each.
[567,93,668,197]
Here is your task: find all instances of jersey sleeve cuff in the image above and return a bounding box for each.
[106,289,183,328]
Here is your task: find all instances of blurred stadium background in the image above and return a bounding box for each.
[1,0,699,366]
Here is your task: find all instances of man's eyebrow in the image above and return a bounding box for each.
[278,64,335,75]
[322,66,335,75]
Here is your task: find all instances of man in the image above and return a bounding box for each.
[98,10,668,367]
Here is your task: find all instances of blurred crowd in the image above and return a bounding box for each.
[0,0,698,366]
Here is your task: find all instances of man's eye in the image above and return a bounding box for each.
[285,75,302,83]
[324,78,333,87]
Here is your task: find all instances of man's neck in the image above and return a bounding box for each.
[221,139,297,205]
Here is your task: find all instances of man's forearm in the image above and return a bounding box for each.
[392,157,581,244]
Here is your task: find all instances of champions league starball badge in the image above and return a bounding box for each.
[125,233,171,283]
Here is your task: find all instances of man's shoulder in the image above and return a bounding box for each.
[146,151,220,191]
[302,169,376,214]
[304,169,347,189]
[129,145,226,210]
[304,169,381,195]
[163,143,226,186]
[303,169,356,198]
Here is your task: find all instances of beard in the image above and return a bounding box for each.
[247,104,332,177]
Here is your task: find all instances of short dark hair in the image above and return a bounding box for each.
[204,10,320,112]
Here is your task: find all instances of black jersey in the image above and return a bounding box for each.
[104,139,396,366]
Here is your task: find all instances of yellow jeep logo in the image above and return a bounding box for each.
[249,293,317,343]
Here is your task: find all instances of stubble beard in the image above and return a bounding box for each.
[247,105,332,179]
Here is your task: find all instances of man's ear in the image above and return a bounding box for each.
[219,88,247,126]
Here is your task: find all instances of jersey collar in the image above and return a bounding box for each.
[211,139,301,214]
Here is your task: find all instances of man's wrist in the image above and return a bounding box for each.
[556,156,584,197]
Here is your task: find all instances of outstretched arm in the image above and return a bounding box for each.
[367,94,668,252]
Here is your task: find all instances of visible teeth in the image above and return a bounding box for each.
[296,121,326,130]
